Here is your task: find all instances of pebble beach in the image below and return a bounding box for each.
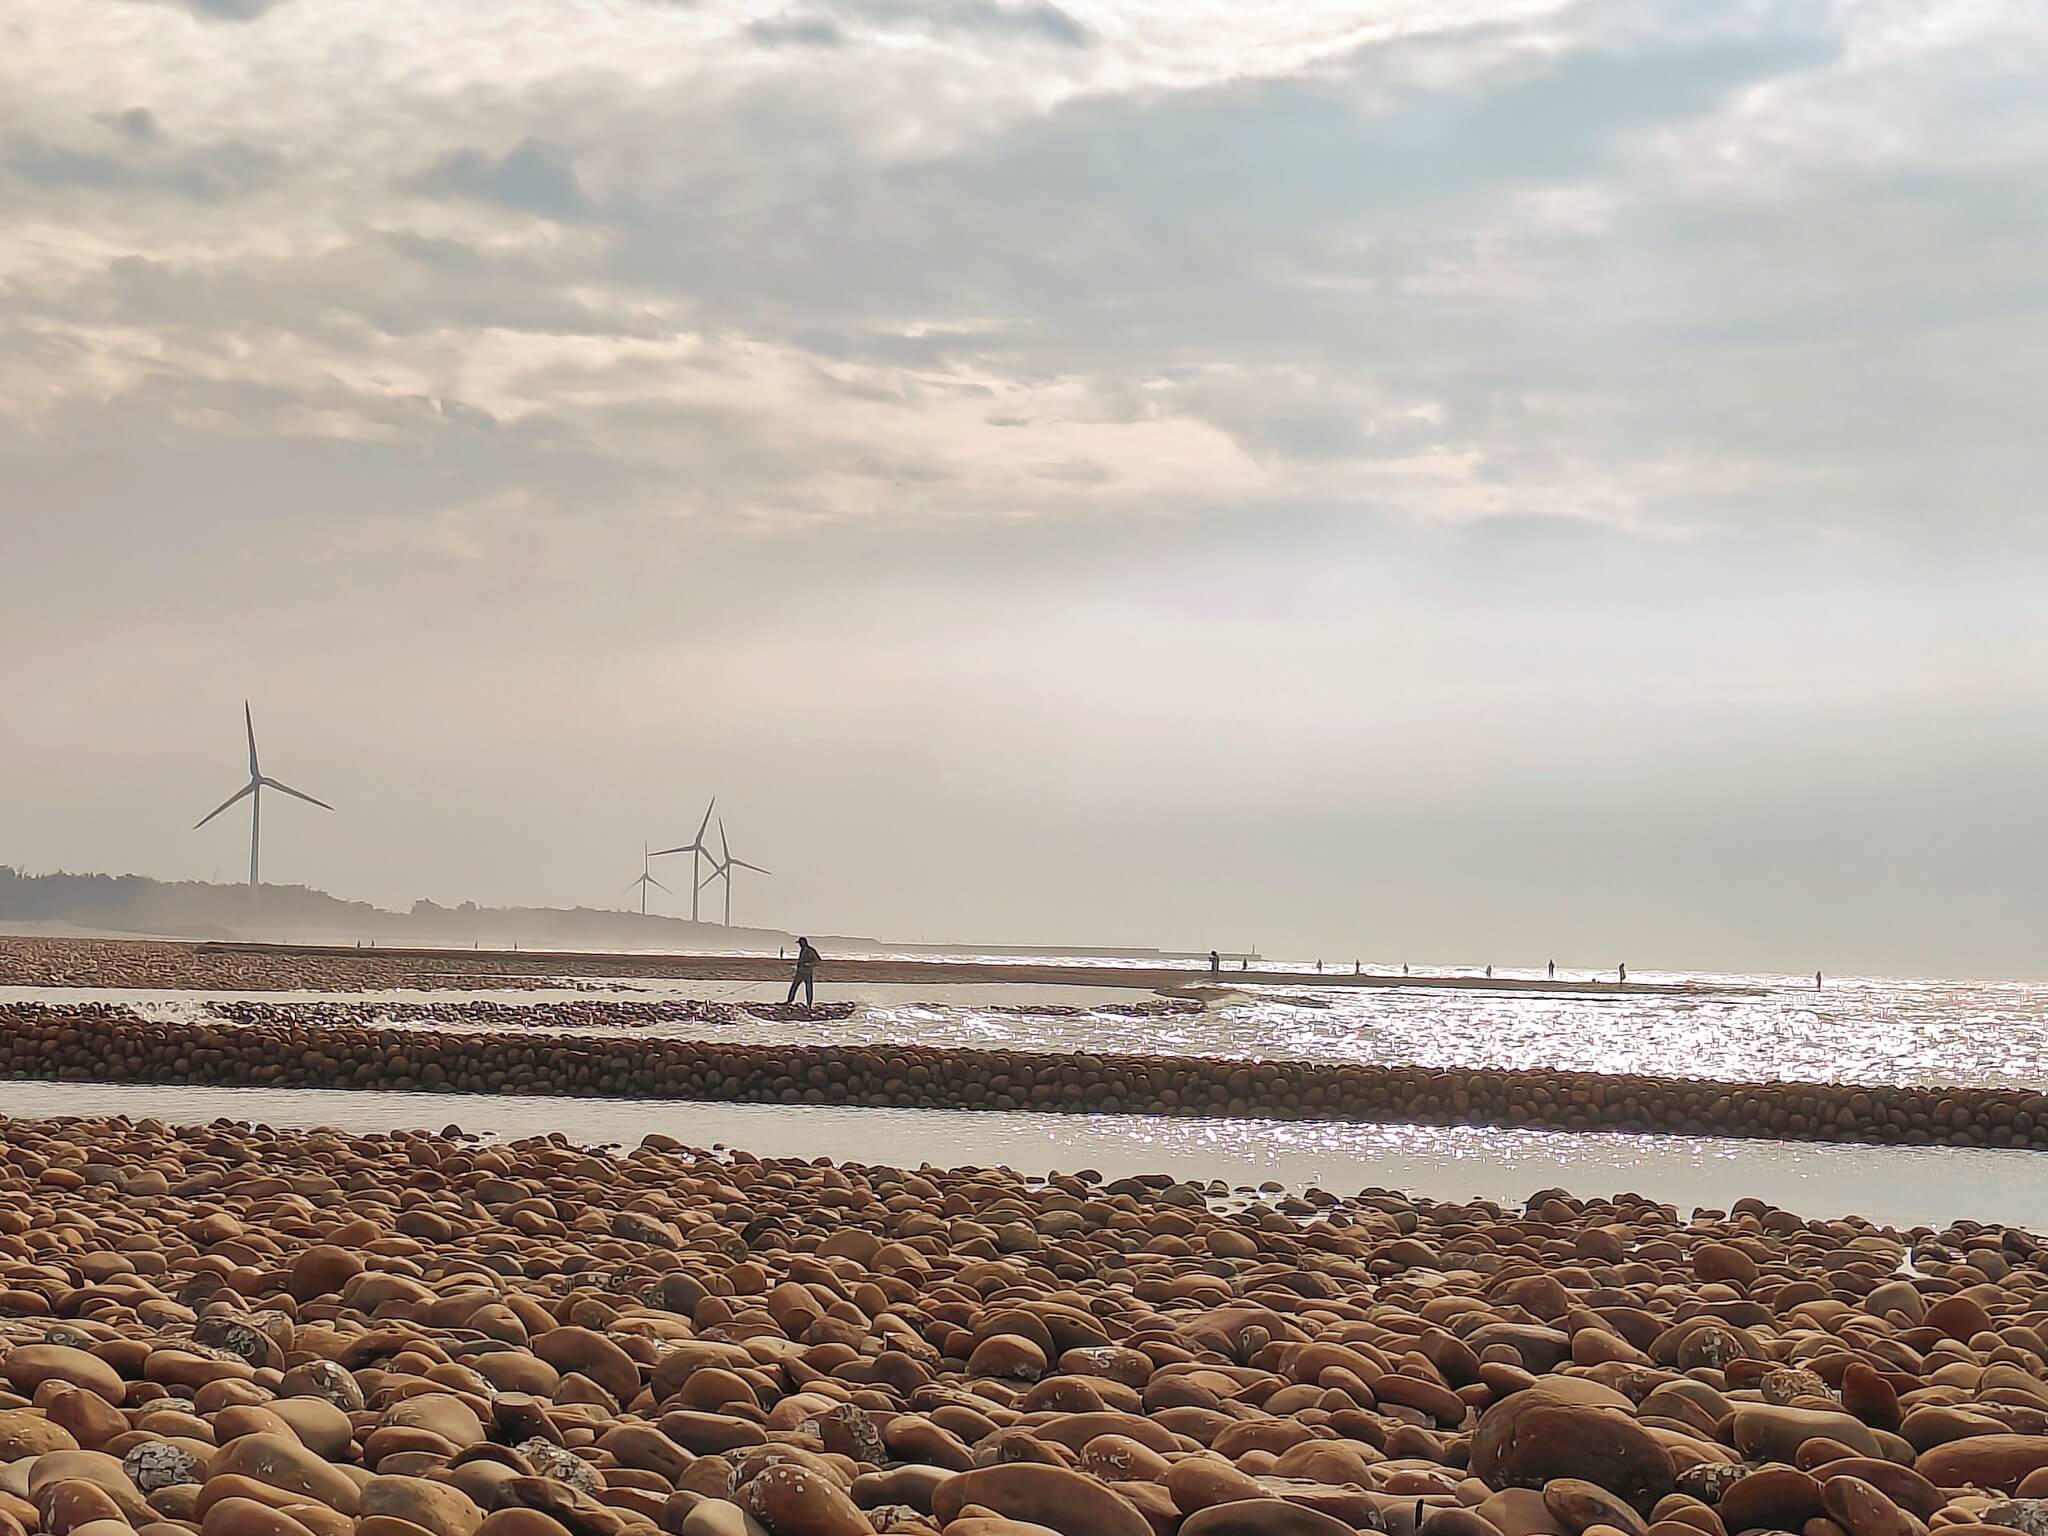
[0,937,2044,1536]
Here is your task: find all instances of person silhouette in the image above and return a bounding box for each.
[1353,960,1360,975]
[1815,970,1823,990]
[1485,965,1493,979]
[1209,950,1221,978]
[786,936,821,1006]
[1618,962,1627,983]
[1547,959,1555,979]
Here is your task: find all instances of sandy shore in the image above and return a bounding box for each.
[0,936,1762,997]
[0,1110,2038,1536]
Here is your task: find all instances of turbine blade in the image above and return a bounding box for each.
[245,701,259,776]
[648,874,671,893]
[194,780,256,829]
[260,777,334,811]
[719,817,730,862]
[649,843,700,858]
[695,797,716,843]
[732,859,770,875]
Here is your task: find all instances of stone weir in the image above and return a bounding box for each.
[2,1005,2044,1149]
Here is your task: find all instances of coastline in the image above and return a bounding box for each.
[0,935,1764,997]
[0,938,2038,1536]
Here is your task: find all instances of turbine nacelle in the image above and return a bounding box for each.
[650,796,720,922]
[701,815,770,927]
[627,844,672,914]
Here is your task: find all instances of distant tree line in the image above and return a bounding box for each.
[0,866,788,948]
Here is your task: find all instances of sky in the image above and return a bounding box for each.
[3,0,2047,976]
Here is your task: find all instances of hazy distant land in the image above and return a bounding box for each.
[0,866,1235,964]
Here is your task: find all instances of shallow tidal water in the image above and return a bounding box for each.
[8,960,2046,1231]
[10,967,2048,1088]
[5,1077,2044,1232]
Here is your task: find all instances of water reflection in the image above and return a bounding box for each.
[0,1077,2040,1231]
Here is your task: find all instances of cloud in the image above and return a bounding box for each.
[0,131,278,199]
[749,0,1087,48]
[123,0,293,18]
[837,0,1089,46]
[100,108,162,144]
[1035,457,1113,484]
[747,13,845,48]
[6,0,2045,551]
[408,139,593,222]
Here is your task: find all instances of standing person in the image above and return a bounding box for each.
[786,936,821,1006]
[1547,959,1555,980]
[1618,962,1627,983]
[1353,960,1360,975]
[1316,959,1323,973]
[1485,965,1492,979]
[1815,970,1823,990]
[1208,950,1221,978]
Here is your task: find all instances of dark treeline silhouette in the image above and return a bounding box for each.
[0,866,790,950]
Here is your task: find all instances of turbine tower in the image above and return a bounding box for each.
[627,843,669,917]
[193,702,333,888]
[650,797,717,923]
[700,817,769,927]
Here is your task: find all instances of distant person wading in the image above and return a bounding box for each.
[786,936,821,1006]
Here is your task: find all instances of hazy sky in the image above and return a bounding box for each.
[5,0,2047,976]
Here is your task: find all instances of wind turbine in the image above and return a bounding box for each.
[700,817,769,927]
[650,797,717,923]
[627,843,669,917]
[193,702,333,888]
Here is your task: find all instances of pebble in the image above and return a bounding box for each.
[0,1108,2031,1536]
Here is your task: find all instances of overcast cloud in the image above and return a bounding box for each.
[4,0,2046,975]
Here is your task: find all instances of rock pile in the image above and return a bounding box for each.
[0,939,605,994]
[201,1003,1196,1034]
[205,1004,861,1032]
[2,1006,2044,1148]
[0,1115,2039,1536]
